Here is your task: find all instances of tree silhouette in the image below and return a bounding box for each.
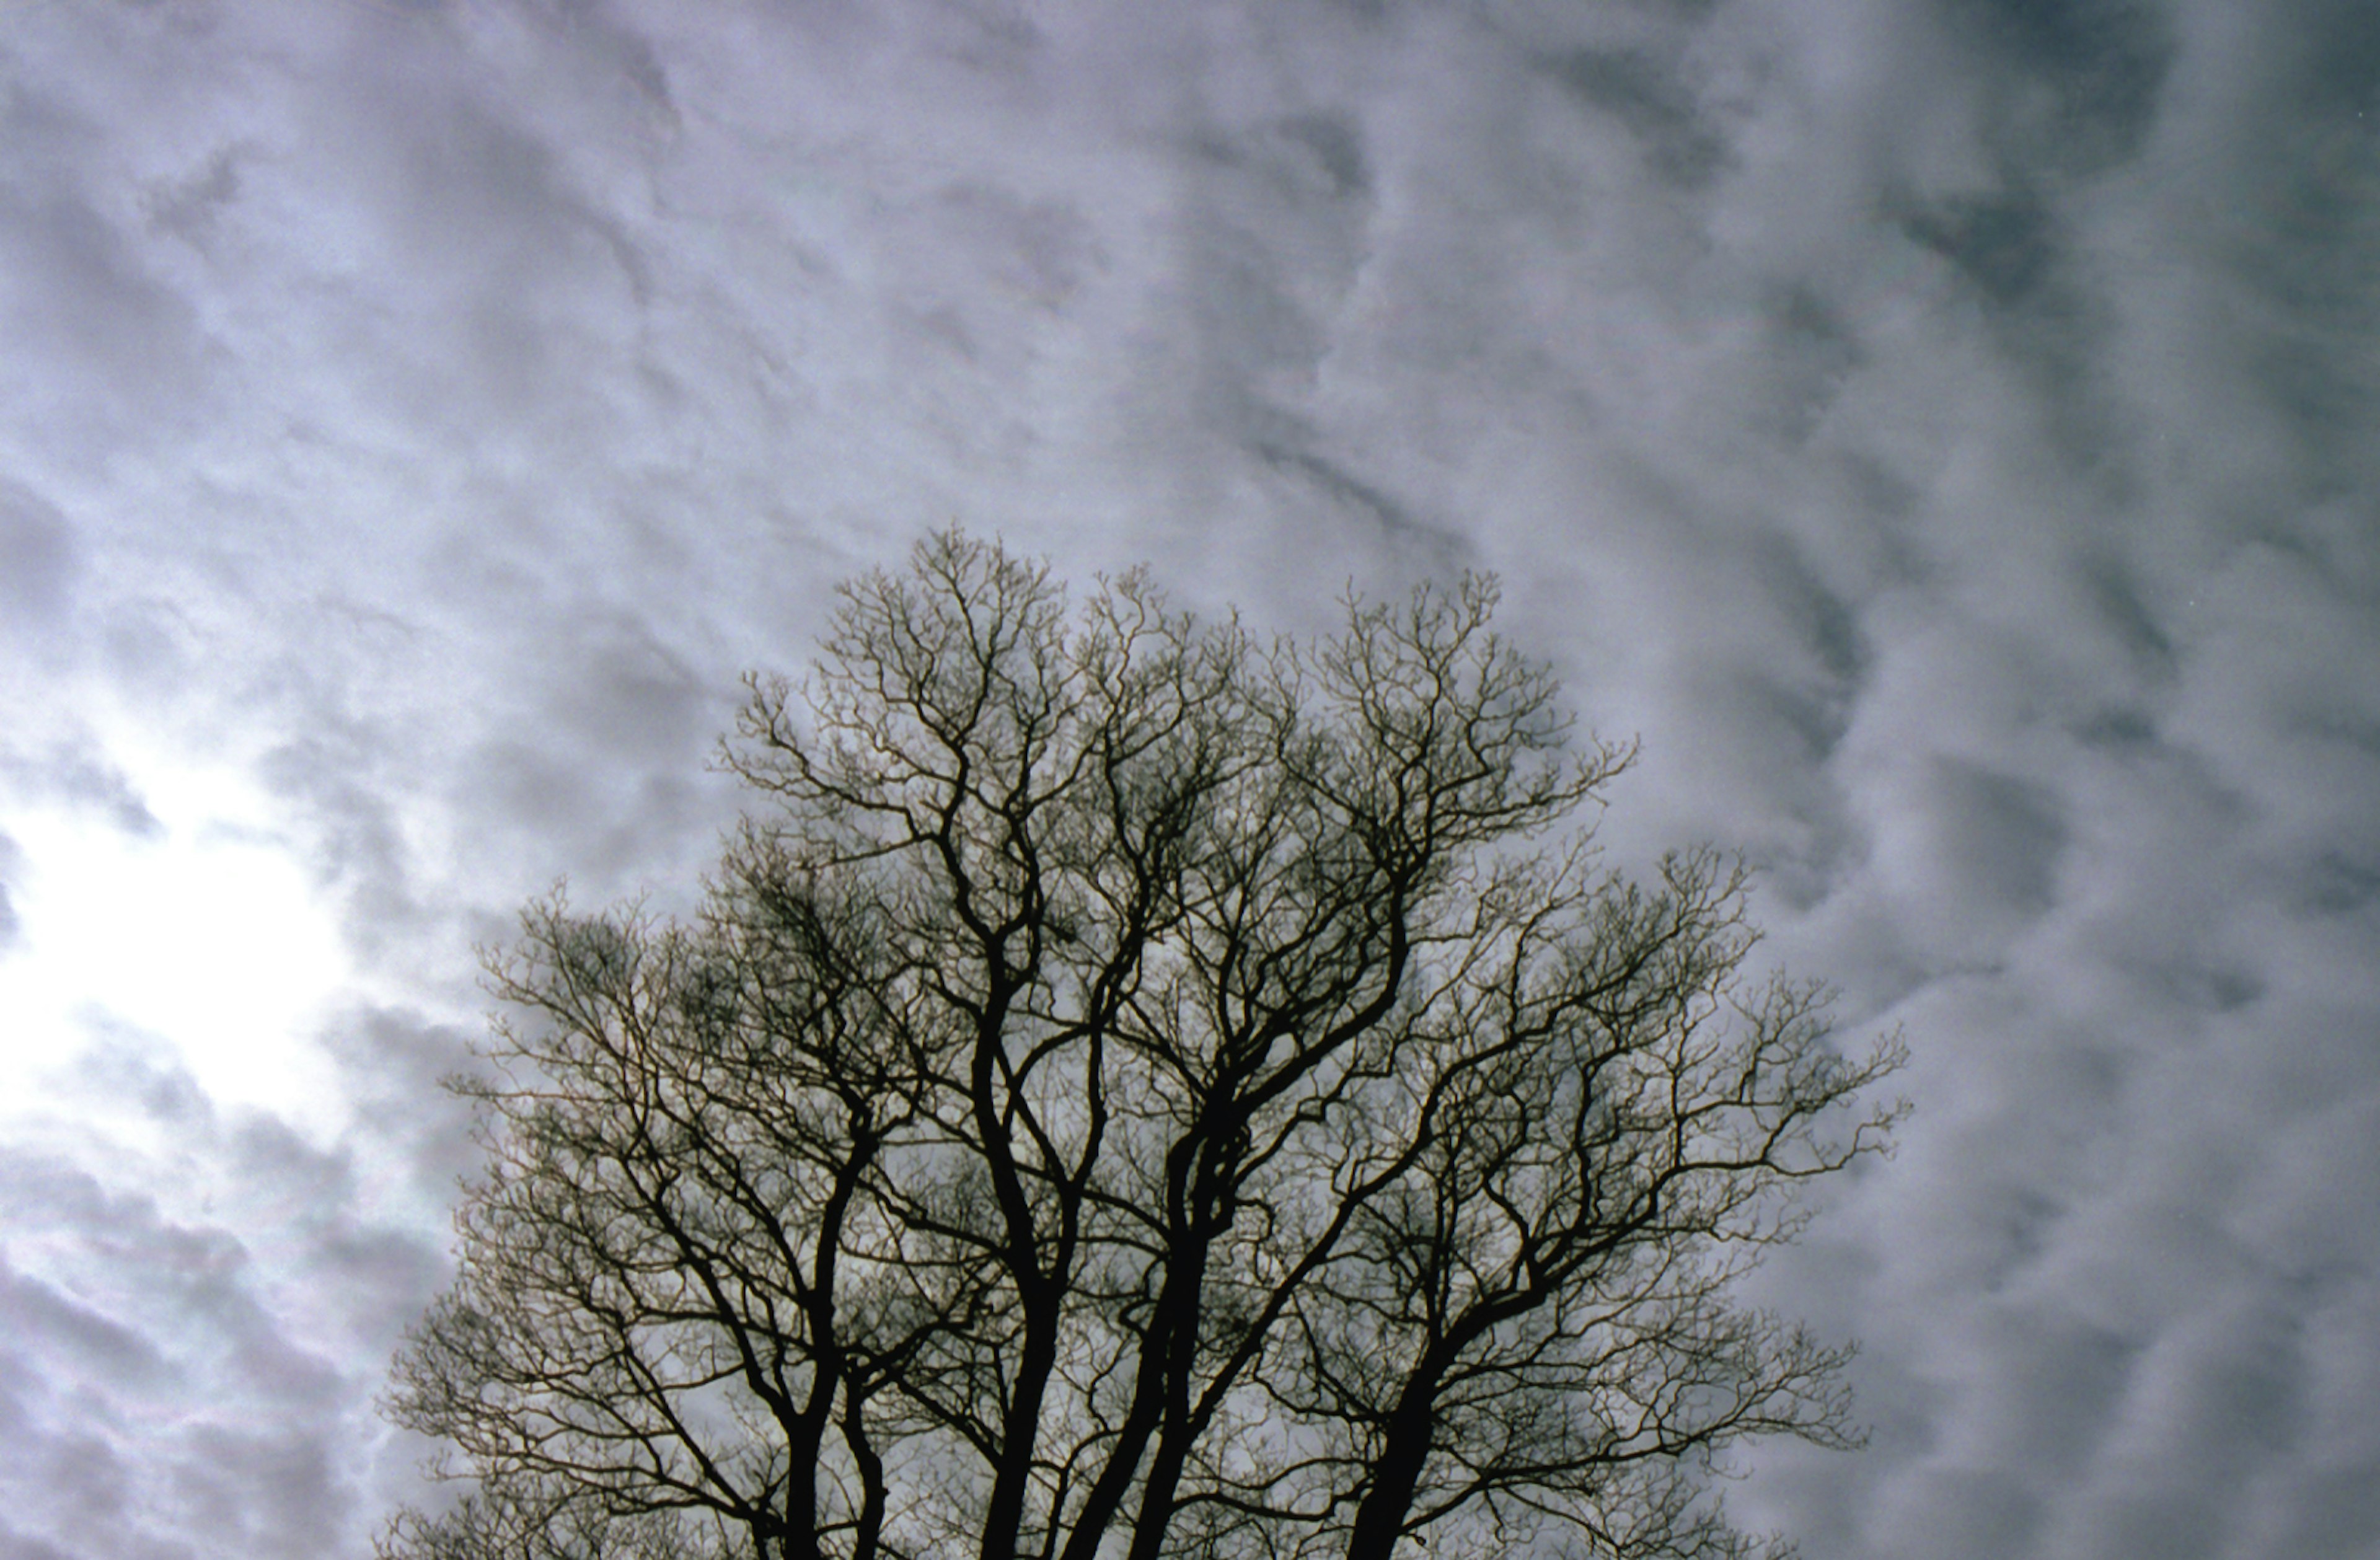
[384,531,1902,1560]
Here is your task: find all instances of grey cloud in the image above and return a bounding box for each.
[230,1109,451,1347]
[1960,1304,2140,1476]
[1752,529,1872,707]
[0,1090,442,1559]
[920,184,1105,322]
[320,1005,486,1235]
[1749,288,1865,445]
[1276,113,1370,200]
[0,1427,145,1554]
[452,730,730,904]
[539,1,681,139]
[175,1424,348,1560]
[0,1524,80,1560]
[142,143,244,249]
[2291,847,2380,919]
[2076,548,2180,682]
[0,480,76,633]
[0,183,198,377]
[1848,1302,2142,1556]
[0,74,213,462]
[1,738,162,837]
[1189,108,1379,211]
[1,2,2375,1558]
[2136,8,2380,493]
[1252,438,1469,575]
[1918,759,2066,923]
[535,610,717,761]
[1898,193,2056,307]
[65,1026,219,1131]
[255,726,428,967]
[2048,1293,2307,1558]
[0,1254,175,1391]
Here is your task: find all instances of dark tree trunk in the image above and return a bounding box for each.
[980,1295,1061,1560]
[1341,1371,1442,1560]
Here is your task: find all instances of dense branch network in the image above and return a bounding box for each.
[382,531,1903,1560]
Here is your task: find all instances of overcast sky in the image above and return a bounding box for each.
[1,1,2375,1556]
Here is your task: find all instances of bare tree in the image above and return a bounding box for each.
[382,531,1902,1560]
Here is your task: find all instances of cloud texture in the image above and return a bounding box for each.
[0,1,2374,1555]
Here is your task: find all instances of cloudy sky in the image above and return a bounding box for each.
[1,1,2376,1556]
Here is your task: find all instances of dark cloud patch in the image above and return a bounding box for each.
[322,1005,494,1235]
[912,0,1045,69]
[1949,0,2174,177]
[1922,762,2063,920]
[1173,105,1378,358]
[1252,439,1467,574]
[2078,549,2178,681]
[2223,112,2380,451]
[452,733,728,904]
[255,727,428,966]
[879,182,1108,383]
[420,610,739,902]
[1277,112,1370,200]
[0,1522,79,1560]
[2142,9,2380,494]
[231,1109,451,1345]
[1753,531,1871,698]
[0,69,213,457]
[2073,704,2156,752]
[2257,1468,2380,1560]
[1754,288,1864,445]
[142,143,243,248]
[1545,47,1727,188]
[1885,177,2133,457]
[1977,1305,2139,1471]
[0,1424,146,1557]
[1193,109,1380,211]
[1183,225,1340,402]
[2265,0,2380,118]
[2293,849,2380,919]
[1882,1468,2042,1558]
[1740,665,1855,778]
[1898,192,2056,308]
[232,17,669,469]
[2053,1295,2309,1558]
[541,612,717,761]
[66,754,164,836]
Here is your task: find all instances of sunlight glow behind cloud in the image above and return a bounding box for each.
[0,754,352,1147]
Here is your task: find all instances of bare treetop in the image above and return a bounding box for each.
[384,530,1903,1560]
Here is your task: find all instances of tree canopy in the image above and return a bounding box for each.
[383,531,1903,1560]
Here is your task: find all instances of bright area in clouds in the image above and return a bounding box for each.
[0,735,351,1147]
[2,0,2378,1556]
